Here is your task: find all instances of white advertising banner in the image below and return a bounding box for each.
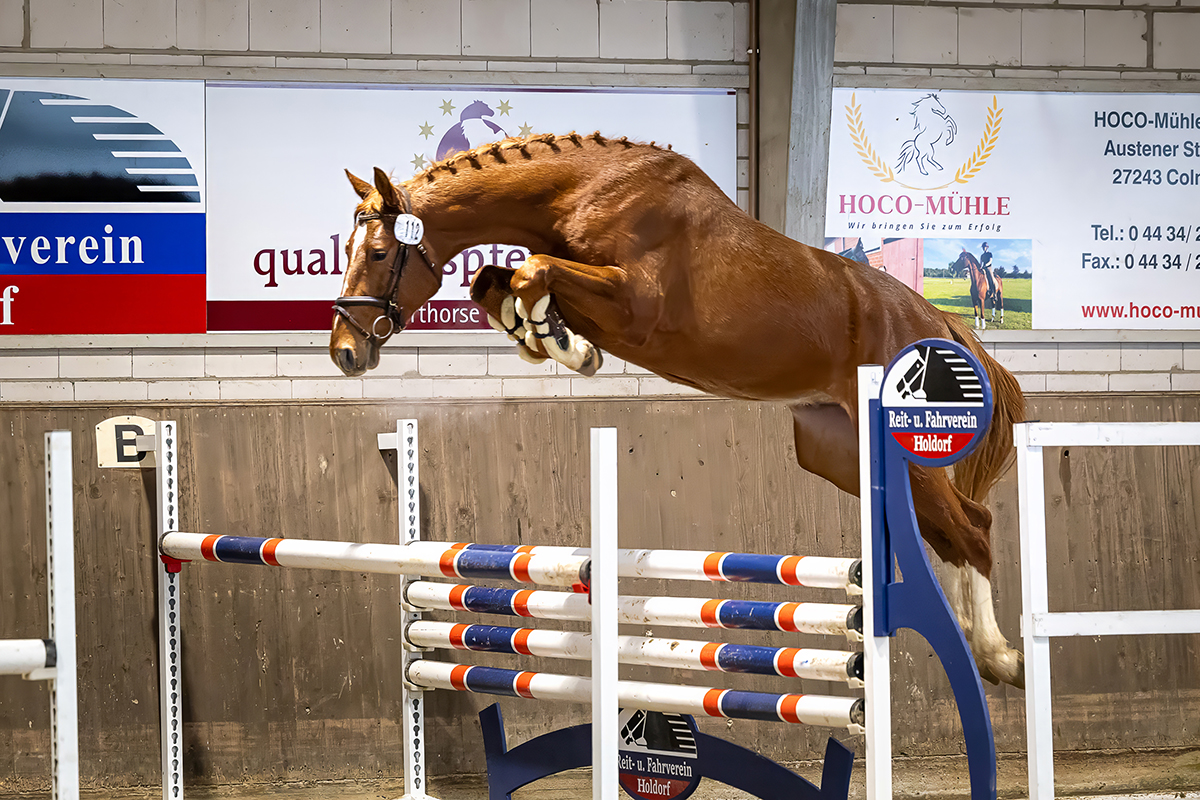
[206,84,736,331]
[825,88,1200,330]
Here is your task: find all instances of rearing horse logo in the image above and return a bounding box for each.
[895,94,957,177]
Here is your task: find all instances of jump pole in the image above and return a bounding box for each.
[0,431,80,800]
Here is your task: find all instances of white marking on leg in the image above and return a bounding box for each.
[501,296,526,340]
[516,342,548,364]
[967,566,1021,684]
[944,564,975,643]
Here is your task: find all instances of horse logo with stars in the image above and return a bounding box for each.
[411,98,533,171]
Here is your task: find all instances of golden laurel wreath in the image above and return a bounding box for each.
[845,94,895,183]
[845,93,1002,191]
[953,96,1002,184]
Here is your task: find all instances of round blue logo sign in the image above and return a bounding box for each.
[881,338,993,467]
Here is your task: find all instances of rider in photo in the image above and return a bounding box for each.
[979,242,996,296]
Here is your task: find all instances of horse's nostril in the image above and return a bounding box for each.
[335,347,357,374]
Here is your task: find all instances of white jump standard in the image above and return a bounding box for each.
[0,431,80,800]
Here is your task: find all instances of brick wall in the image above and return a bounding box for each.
[1,0,1198,401]
[834,3,1200,78]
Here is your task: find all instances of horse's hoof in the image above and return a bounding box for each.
[542,325,580,370]
[577,344,603,378]
[977,664,1000,686]
[1011,651,1025,691]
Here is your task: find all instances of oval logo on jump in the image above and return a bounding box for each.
[881,338,993,467]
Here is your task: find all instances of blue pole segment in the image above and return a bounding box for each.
[454,550,527,579]
[211,536,268,565]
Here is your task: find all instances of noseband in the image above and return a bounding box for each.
[333,186,438,346]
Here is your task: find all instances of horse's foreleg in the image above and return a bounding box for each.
[475,254,662,376]
[789,403,859,495]
[471,265,550,364]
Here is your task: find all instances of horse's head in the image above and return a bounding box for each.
[913,93,945,115]
[460,100,494,121]
[330,167,443,376]
[949,250,978,277]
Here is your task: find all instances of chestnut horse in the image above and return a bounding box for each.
[331,133,1026,688]
[952,250,1004,330]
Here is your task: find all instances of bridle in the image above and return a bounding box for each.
[333,186,438,345]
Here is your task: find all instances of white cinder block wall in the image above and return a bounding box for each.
[0,0,1197,402]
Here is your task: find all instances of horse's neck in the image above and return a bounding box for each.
[409,155,596,258]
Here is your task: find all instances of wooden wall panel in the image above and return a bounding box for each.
[0,395,1197,790]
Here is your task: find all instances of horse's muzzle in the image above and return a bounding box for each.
[333,346,364,377]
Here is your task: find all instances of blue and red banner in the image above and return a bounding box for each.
[0,79,206,334]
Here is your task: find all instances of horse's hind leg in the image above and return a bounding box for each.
[910,465,1024,689]
[791,402,1023,688]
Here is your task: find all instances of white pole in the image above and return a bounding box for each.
[45,430,79,800]
[1016,424,1054,800]
[858,365,891,800]
[0,640,52,676]
[590,428,619,800]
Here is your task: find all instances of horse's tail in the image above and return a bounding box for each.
[941,312,1025,503]
[896,140,916,170]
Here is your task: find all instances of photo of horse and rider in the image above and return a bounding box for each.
[923,239,1032,330]
[825,236,1032,330]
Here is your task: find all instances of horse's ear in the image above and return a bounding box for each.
[373,166,403,212]
[346,170,373,200]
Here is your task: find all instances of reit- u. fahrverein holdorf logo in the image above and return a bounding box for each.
[840,92,1006,220]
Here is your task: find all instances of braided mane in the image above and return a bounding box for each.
[411,131,672,183]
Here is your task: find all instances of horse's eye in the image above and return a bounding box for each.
[371,250,388,262]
